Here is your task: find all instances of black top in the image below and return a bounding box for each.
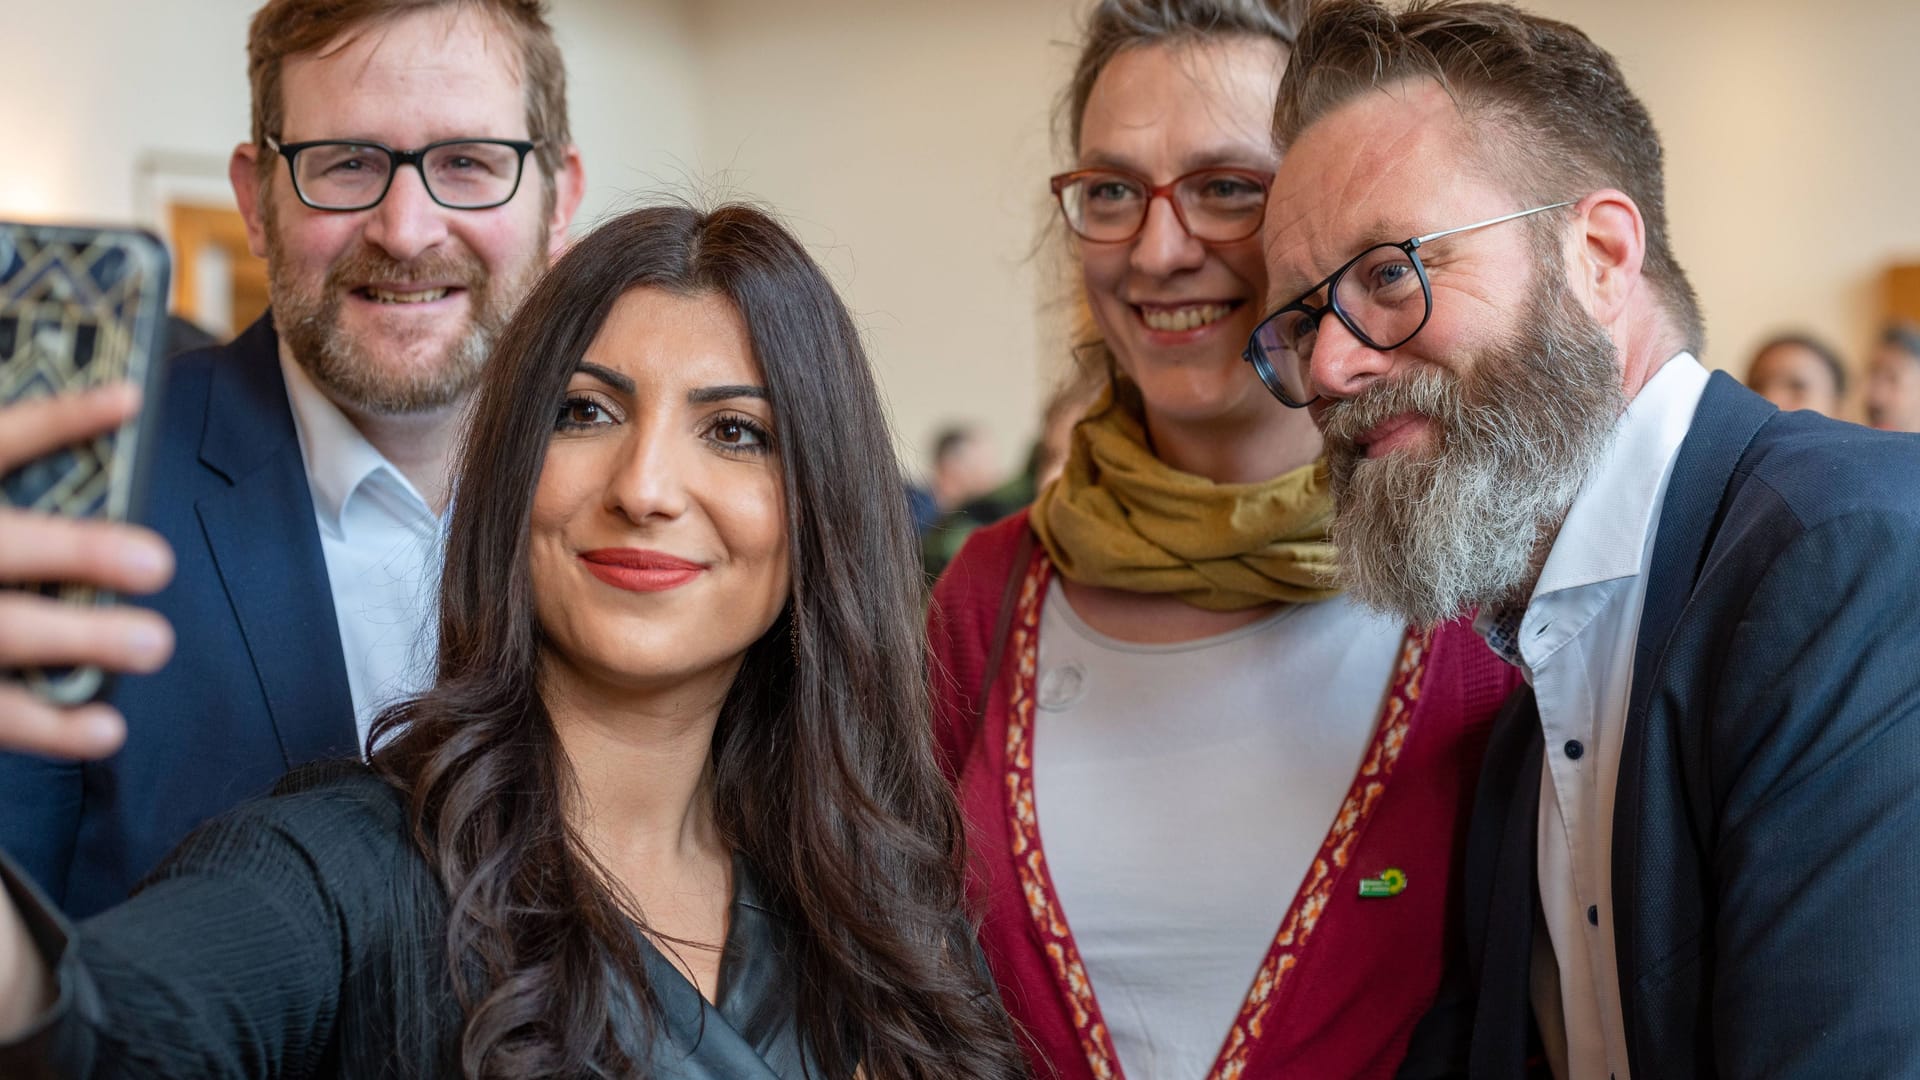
[0,765,827,1078]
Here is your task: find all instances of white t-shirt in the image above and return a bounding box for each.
[1032,584,1404,1079]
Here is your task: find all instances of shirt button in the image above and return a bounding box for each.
[1588,905,1599,926]
[1564,739,1585,760]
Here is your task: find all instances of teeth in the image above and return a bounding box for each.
[365,287,449,304]
[1141,303,1231,332]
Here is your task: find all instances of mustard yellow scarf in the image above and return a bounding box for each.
[1029,384,1341,611]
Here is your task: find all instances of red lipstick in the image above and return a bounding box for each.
[578,549,706,593]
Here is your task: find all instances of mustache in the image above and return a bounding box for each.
[1318,369,1469,447]
[323,245,487,294]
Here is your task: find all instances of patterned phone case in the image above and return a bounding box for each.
[0,222,171,705]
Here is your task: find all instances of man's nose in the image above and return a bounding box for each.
[360,165,451,263]
[1309,313,1397,401]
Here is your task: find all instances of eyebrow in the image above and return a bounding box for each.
[574,361,634,394]
[1273,217,1411,302]
[572,363,768,405]
[688,385,768,404]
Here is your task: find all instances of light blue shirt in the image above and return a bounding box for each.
[280,351,445,752]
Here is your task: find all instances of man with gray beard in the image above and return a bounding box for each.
[1248,2,1920,1077]
[0,0,584,917]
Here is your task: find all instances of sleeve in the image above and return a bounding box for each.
[0,794,381,1079]
[0,754,83,906]
[1704,508,1920,1075]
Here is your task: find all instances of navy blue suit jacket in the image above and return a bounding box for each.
[1453,373,1920,1077]
[0,314,357,917]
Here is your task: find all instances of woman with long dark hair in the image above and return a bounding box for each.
[0,204,1029,1079]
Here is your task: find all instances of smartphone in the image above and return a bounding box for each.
[0,221,172,705]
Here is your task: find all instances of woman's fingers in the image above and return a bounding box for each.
[0,593,174,672]
[0,508,173,593]
[0,385,171,760]
[0,383,141,474]
[0,685,127,760]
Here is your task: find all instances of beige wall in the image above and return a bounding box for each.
[5,0,1916,458]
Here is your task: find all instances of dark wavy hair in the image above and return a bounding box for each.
[369,204,1028,1079]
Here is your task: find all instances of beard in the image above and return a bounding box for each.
[1319,267,1626,627]
[264,202,545,416]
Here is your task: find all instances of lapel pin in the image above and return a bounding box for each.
[1358,868,1407,898]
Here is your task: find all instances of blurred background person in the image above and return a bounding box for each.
[1867,322,1920,432]
[921,372,1103,579]
[929,423,1005,512]
[910,422,999,540]
[926,3,1518,1078]
[1744,331,1848,416]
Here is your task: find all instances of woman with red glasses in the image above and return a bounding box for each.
[926,3,1519,1077]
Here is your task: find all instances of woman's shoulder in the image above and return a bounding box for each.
[146,761,422,893]
[263,760,411,830]
[928,509,1038,621]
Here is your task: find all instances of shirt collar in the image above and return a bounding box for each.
[1531,352,1710,600]
[278,347,429,535]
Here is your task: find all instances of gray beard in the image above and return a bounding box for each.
[1321,272,1626,627]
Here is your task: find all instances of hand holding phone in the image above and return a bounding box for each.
[0,385,174,759]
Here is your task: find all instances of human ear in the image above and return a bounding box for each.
[544,144,586,262]
[1570,188,1646,325]
[228,144,271,261]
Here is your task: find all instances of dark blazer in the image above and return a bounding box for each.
[0,314,357,918]
[1461,372,1920,1077]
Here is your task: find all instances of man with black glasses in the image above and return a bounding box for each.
[1248,2,1920,1077]
[0,0,584,917]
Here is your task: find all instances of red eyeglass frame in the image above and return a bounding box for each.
[1047,166,1275,243]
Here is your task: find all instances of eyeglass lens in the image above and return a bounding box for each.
[292,142,526,210]
[1058,170,1267,242]
[1251,243,1429,404]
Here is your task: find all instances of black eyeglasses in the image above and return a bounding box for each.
[267,136,540,212]
[1243,201,1573,408]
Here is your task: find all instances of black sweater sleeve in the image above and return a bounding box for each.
[0,767,419,1079]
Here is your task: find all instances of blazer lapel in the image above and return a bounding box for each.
[1468,684,1545,1079]
[195,315,356,767]
[1610,372,1772,1054]
[1622,373,1774,727]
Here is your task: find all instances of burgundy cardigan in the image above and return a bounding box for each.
[928,512,1521,1080]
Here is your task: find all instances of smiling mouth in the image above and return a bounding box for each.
[1136,301,1240,333]
[355,285,457,305]
[1355,413,1434,458]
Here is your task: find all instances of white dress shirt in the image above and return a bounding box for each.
[1033,584,1404,1079]
[280,351,446,752]
[1475,353,1709,1080]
